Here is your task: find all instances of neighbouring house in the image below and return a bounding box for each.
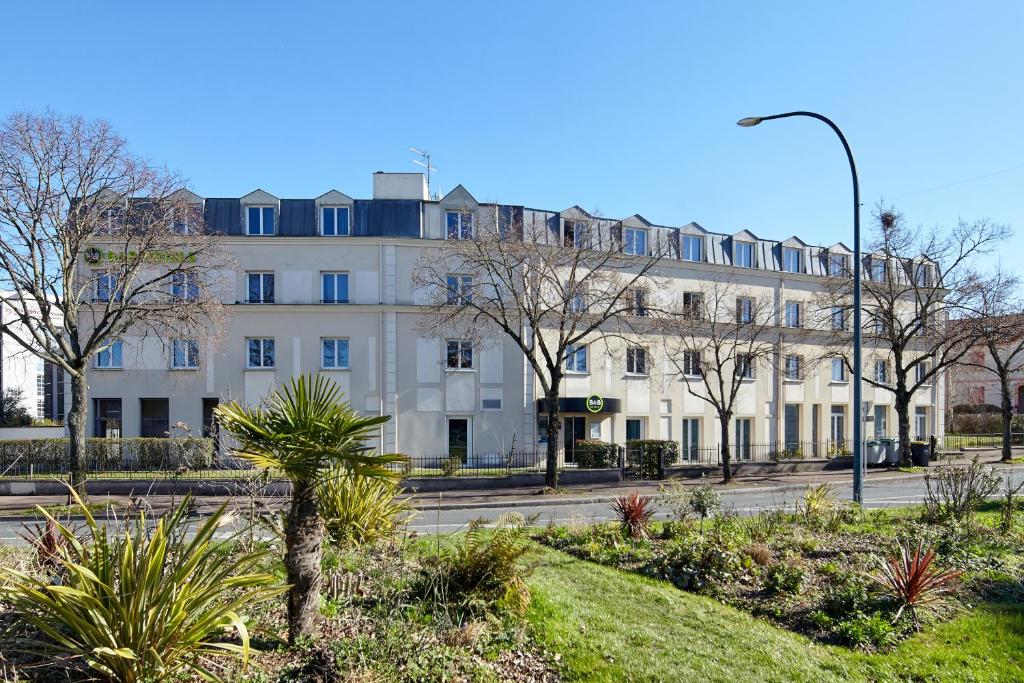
[946,321,1024,417]
[0,293,65,425]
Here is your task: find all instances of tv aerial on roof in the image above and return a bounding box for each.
[409,147,438,199]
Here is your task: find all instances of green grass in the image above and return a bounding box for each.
[527,545,1024,682]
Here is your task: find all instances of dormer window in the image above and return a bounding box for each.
[828,253,849,276]
[446,211,474,240]
[321,206,350,236]
[734,241,754,268]
[782,247,802,273]
[564,220,587,248]
[247,206,275,235]
[868,257,887,282]
[623,227,648,256]
[681,234,703,262]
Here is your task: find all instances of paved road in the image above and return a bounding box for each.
[3,468,1019,544]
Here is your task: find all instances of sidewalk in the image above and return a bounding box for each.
[4,458,1016,520]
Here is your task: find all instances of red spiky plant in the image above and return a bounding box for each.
[874,540,963,630]
[611,491,656,540]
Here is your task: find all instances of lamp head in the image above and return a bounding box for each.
[736,117,763,127]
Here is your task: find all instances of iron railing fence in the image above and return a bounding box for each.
[939,432,1024,450]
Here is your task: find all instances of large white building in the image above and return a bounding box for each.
[0,294,64,424]
[78,172,944,461]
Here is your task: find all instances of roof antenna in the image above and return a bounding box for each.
[409,147,438,199]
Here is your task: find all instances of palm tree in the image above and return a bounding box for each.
[214,374,403,642]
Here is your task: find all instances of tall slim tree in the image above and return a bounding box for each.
[413,208,665,488]
[824,206,1010,465]
[0,112,226,495]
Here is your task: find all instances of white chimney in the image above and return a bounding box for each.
[372,172,429,200]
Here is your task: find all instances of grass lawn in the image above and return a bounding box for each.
[528,546,1024,683]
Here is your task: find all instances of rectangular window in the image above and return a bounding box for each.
[783,247,802,273]
[829,253,848,276]
[35,359,45,419]
[446,339,473,369]
[736,297,754,323]
[915,407,928,440]
[569,291,588,314]
[246,272,275,303]
[95,340,123,369]
[246,206,275,235]
[321,338,350,369]
[873,315,887,335]
[140,398,170,439]
[320,206,350,236]
[446,210,474,240]
[681,350,701,377]
[624,227,647,256]
[874,405,887,438]
[95,272,121,302]
[915,263,931,287]
[734,241,754,268]
[874,360,888,384]
[831,358,846,382]
[247,338,275,369]
[481,398,503,411]
[448,417,471,462]
[831,406,846,444]
[916,361,930,385]
[784,301,801,328]
[869,257,886,282]
[831,306,847,331]
[321,272,349,304]
[784,354,802,380]
[682,292,702,320]
[171,271,199,301]
[626,346,648,375]
[565,344,588,373]
[564,220,587,248]
[735,418,753,460]
[445,274,473,306]
[736,354,754,379]
[681,418,700,461]
[682,234,703,262]
[632,289,648,317]
[171,339,199,369]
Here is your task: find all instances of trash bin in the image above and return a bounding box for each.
[910,441,930,467]
[881,438,899,465]
[865,440,885,465]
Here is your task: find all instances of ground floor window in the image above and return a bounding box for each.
[140,398,169,438]
[563,416,586,464]
[626,418,644,441]
[874,405,887,438]
[447,417,471,463]
[831,406,846,446]
[784,404,800,452]
[93,398,122,438]
[681,418,699,461]
[915,407,928,440]
[734,418,752,460]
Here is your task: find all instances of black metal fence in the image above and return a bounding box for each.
[940,433,1024,450]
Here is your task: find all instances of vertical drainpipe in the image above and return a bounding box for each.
[379,241,385,450]
[777,276,785,448]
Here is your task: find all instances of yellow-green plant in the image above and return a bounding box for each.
[318,467,412,548]
[799,483,836,523]
[0,490,283,682]
[214,374,405,642]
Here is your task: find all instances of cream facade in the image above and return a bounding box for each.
[80,172,944,460]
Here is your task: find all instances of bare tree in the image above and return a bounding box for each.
[0,112,227,496]
[824,206,1010,465]
[413,207,666,488]
[660,276,816,482]
[959,268,1024,462]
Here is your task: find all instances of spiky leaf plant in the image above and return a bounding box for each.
[611,491,656,539]
[873,540,962,629]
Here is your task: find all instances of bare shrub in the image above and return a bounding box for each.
[923,457,1001,522]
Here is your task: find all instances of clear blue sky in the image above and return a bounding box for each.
[3,1,1022,269]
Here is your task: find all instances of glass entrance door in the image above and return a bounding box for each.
[447,418,470,463]
[563,416,586,464]
[735,418,752,460]
[784,404,800,452]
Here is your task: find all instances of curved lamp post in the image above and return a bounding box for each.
[737,112,864,504]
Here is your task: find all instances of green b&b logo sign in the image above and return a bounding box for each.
[585,395,604,413]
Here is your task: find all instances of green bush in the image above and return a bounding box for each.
[318,468,411,548]
[833,612,900,649]
[626,439,679,474]
[0,437,215,474]
[764,558,807,595]
[572,440,619,468]
[0,491,284,681]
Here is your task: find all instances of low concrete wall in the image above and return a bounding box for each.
[665,457,853,480]
[0,426,65,440]
[403,468,621,493]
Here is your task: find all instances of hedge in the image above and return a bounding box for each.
[0,437,215,474]
[625,439,679,474]
[571,440,620,469]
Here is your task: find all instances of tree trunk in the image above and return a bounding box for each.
[544,388,561,490]
[719,411,732,484]
[895,393,912,467]
[1000,370,1013,462]
[67,371,88,499]
[285,479,323,644]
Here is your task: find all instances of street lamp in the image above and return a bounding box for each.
[737,111,864,504]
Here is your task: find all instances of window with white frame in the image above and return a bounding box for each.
[320,206,350,236]
[246,272,275,303]
[446,339,473,369]
[246,206,276,235]
[171,339,199,369]
[624,227,648,256]
[681,418,700,460]
[247,338,275,369]
[681,350,701,377]
[35,359,45,419]
[95,272,121,302]
[783,247,802,273]
[96,340,123,369]
[569,290,588,314]
[735,296,754,323]
[915,263,931,287]
[873,314,887,335]
[446,210,474,240]
[916,361,931,385]
[626,346,648,375]
[682,234,703,262]
[321,272,349,304]
[868,257,886,282]
[831,357,847,382]
[734,241,754,268]
[321,338,350,369]
[784,301,802,328]
[784,354,802,380]
[828,253,849,276]
[632,289,648,317]
[564,220,587,248]
[831,306,847,331]
[171,271,199,300]
[874,359,889,384]
[736,354,755,379]
[682,292,702,320]
[565,343,588,373]
[445,274,473,306]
